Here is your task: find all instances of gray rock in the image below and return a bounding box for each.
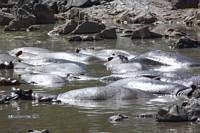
[4,8,36,31]
[69,36,82,41]
[99,28,117,39]
[33,3,55,24]
[27,129,49,133]
[49,20,78,35]
[0,11,14,25]
[171,0,199,9]
[109,114,128,122]
[131,27,162,39]
[172,37,200,49]
[72,21,105,34]
[26,25,40,32]
[132,12,157,24]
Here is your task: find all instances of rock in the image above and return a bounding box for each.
[27,129,49,133]
[171,0,199,9]
[72,21,105,34]
[82,35,94,41]
[172,37,200,49]
[132,12,157,24]
[33,3,55,24]
[115,11,135,24]
[0,77,20,86]
[0,11,15,25]
[93,34,103,41]
[49,20,78,35]
[4,8,36,31]
[131,27,162,39]
[164,28,186,37]
[0,0,8,3]
[156,99,200,122]
[26,25,40,32]
[98,28,117,39]
[109,114,128,122]
[69,36,82,41]
[69,35,94,41]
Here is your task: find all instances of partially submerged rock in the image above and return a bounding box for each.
[5,8,36,31]
[98,28,117,39]
[171,0,199,9]
[172,37,200,49]
[131,27,162,39]
[27,129,49,133]
[72,21,105,34]
[109,114,128,122]
[0,11,15,25]
[156,99,200,122]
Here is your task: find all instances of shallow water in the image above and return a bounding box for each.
[1,25,200,133]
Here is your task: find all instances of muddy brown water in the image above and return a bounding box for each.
[1,25,200,133]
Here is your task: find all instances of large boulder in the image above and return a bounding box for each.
[172,37,200,49]
[4,8,36,31]
[131,27,163,39]
[171,0,199,9]
[48,20,78,35]
[132,12,157,24]
[33,3,55,24]
[98,28,117,39]
[72,21,105,34]
[0,11,15,25]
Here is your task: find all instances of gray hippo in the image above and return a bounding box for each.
[131,50,200,67]
[108,77,188,95]
[20,74,66,88]
[9,47,104,64]
[21,63,86,78]
[2,85,155,105]
[77,48,131,61]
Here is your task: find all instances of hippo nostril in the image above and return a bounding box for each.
[108,57,114,61]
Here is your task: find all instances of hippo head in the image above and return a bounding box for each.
[11,88,33,100]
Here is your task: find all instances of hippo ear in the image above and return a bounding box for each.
[191,85,197,90]
[15,51,23,57]
[108,57,114,61]
[75,48,80,53]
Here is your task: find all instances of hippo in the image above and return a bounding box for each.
[22,63,86,78]
[9,47,51,57]
[56,86,154,102]
[173,75,200,87]
[131,50,200,67]
[77,48,131,61]
[3,85,155,105]
[20,74,66,88]
[100,70,187,82]
[108,77,188,95]
[11,50,103,64]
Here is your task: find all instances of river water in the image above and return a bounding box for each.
[1,25,200,133]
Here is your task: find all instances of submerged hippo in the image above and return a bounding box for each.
[20,74,66,88]
[131,50,200,67]
[108,77,188,95]
[9,47,103,64]
[22,63,86,78]
[2,85,155,105]
[77,48,131,61]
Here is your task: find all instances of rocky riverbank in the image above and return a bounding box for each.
[1,0,200,47]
